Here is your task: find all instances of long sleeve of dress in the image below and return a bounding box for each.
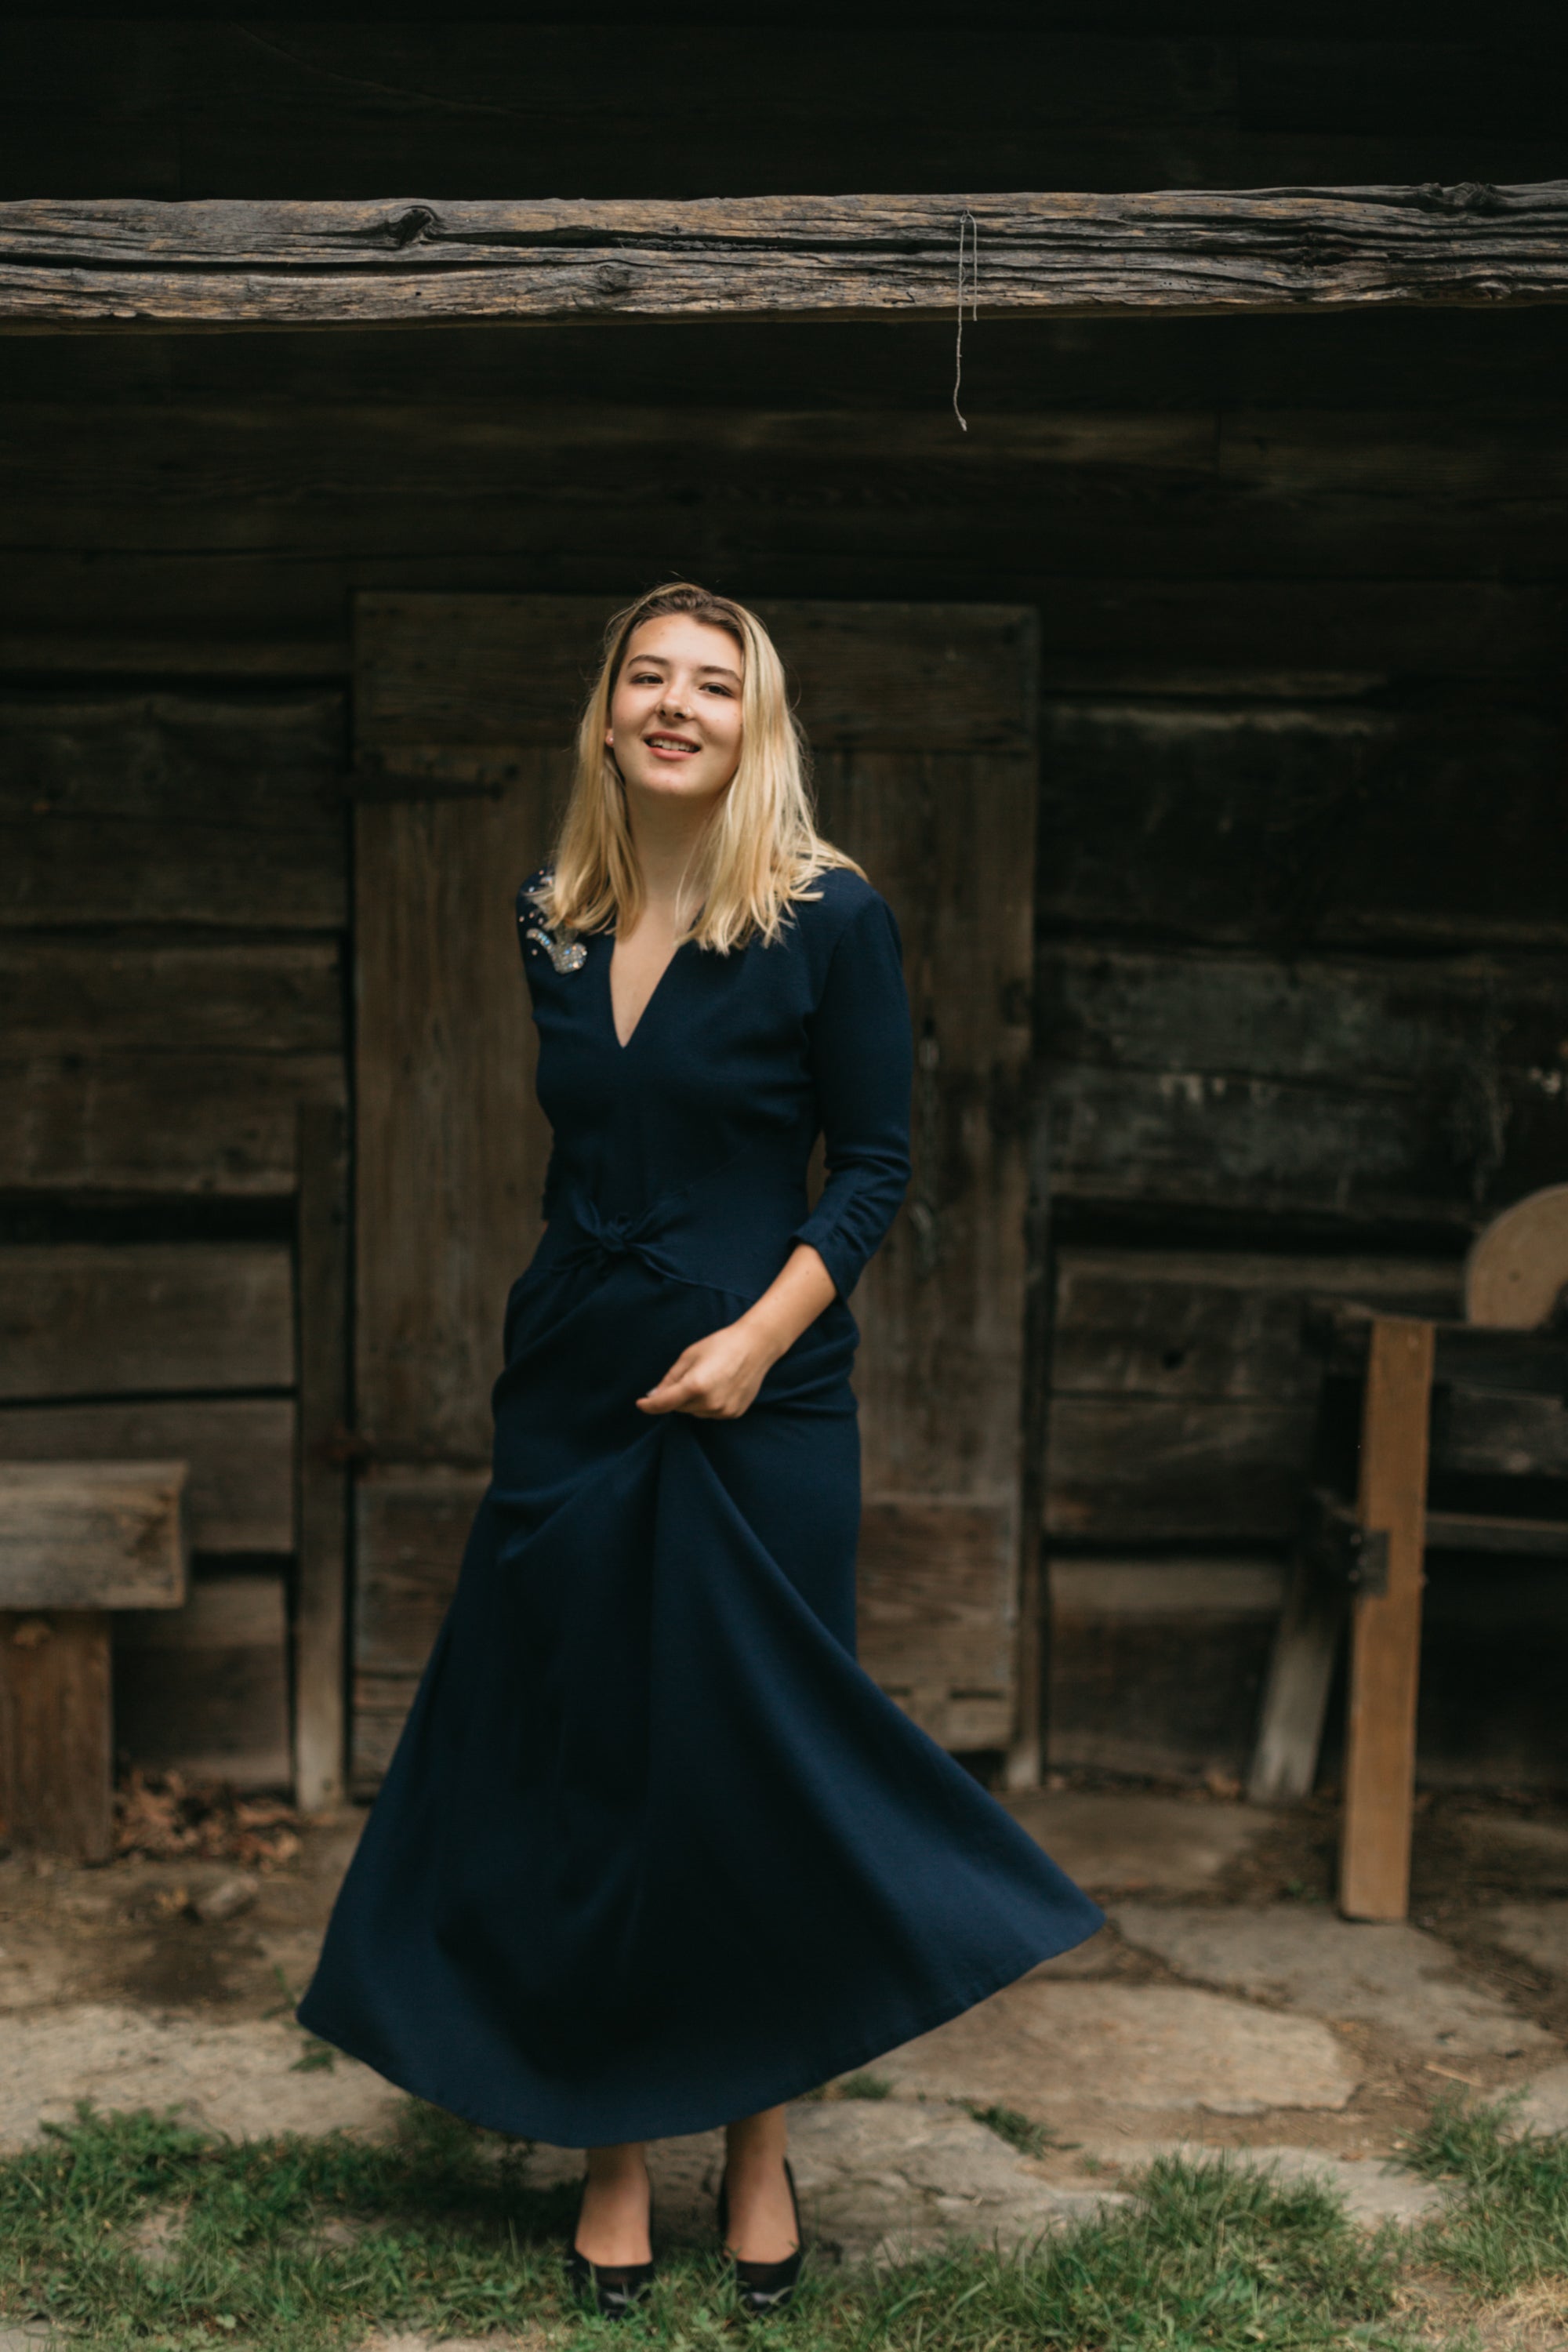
[787,889,914,1304]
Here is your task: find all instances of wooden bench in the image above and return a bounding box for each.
[1249,1301,1568,1919]
[0,1461,189,1861]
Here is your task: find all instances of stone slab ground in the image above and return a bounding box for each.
[2,1786,1563,2304]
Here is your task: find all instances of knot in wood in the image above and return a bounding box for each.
[594,261,636,297]
[381,205,440,250]
[1416,181,1502,216]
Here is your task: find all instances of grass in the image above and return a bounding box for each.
[963,2100,1071,2158]
[1403,2093,1568,2299]
[0,2093,1562,2350]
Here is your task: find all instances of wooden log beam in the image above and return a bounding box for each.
[2,186,1568,330]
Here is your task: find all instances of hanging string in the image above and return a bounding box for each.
[953,209,978,432]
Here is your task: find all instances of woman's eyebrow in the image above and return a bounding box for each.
[628,654,742,684]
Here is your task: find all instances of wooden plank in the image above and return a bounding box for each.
[1436,1388,1568,1480]
[1248,1553,1347,1804]
[0,689,347,928]
[355,593,1040,757]
[1047,1397,1313,1541]
[11,405,1568,589]
[354,768,557,1464]
[1047,1393,1568,1545]
[1340,1315,1435,1922]
[350,1671,417,1793]
[0,1610,112,1860]
[3,937,342,1054]
[1308,1302,1568,1407]
[0,1243,293,1402]
[2,938,343,1197]
[13,306,1568,426]
[1037,695,1568,949]
[354,1468,489,1679]
[293,1103,350,1811]
[1049,1558,1285,1783]
[1424,1511,1568,1556]
[1054,1249,1460,1402]
[856,1497,1015,1696]
[0,1401,292,1555]
[114,1572,291,1791]
[1046,942,1568,1091]
[1042,944,1568,1227]
[0,1461,187,1610]
[1,566,1558,691]
[1048,1256,1461,1646]
[6,187,1568,329]
[0,1054,343,1200]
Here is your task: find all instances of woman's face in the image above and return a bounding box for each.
[606,615,745,809]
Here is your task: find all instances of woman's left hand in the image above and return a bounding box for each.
[635,1244,835,1421]
[635,1319,776,1420]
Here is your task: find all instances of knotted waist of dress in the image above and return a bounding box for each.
[539,1169,810,1305]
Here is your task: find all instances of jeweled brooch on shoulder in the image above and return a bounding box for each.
[520,880,587,973]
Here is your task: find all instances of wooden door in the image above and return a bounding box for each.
[350,594,1039,1789]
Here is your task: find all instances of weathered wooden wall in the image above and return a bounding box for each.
[5,16,1568,1790]
[2,26,1565,201]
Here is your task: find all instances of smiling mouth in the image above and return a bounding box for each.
[644,735,700,754]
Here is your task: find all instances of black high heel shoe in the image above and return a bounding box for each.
[564,2175,656,2322]
[717,2155,804,2318]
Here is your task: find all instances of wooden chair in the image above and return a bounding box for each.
[0,1461,189,1861]
[1249,1188,1568,1921]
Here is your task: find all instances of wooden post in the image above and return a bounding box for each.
[294,1102,350,1813]
[1006,998,1054,1788]
[0,1612,113,1861]
[0,1459,188,1860]
[1339,1315,1435,1922]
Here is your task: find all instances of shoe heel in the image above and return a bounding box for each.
[566,2177,657,2321]
[716,2155,805,2319]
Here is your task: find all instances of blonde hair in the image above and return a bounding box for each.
[537,583,866,954]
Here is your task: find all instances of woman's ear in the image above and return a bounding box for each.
[604,726,615,749]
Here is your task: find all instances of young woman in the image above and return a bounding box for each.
[297,583,1104,2320]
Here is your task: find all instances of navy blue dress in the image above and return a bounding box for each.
[297,862,1102,2146]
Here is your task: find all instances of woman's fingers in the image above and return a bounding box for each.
[635,1326,768,1417]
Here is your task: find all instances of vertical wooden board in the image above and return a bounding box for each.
[813,748,1036,1503]
[0,1610,112,1860]
[1340,1316,1435,1922]
[813,744,1036,1740]
[354,756,561,1461]
[1248,1555,1347,1804]
[294,1103,349,1810]
[351,599,1039,1771]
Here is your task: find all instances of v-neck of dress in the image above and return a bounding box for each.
[605,927,686,1054]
